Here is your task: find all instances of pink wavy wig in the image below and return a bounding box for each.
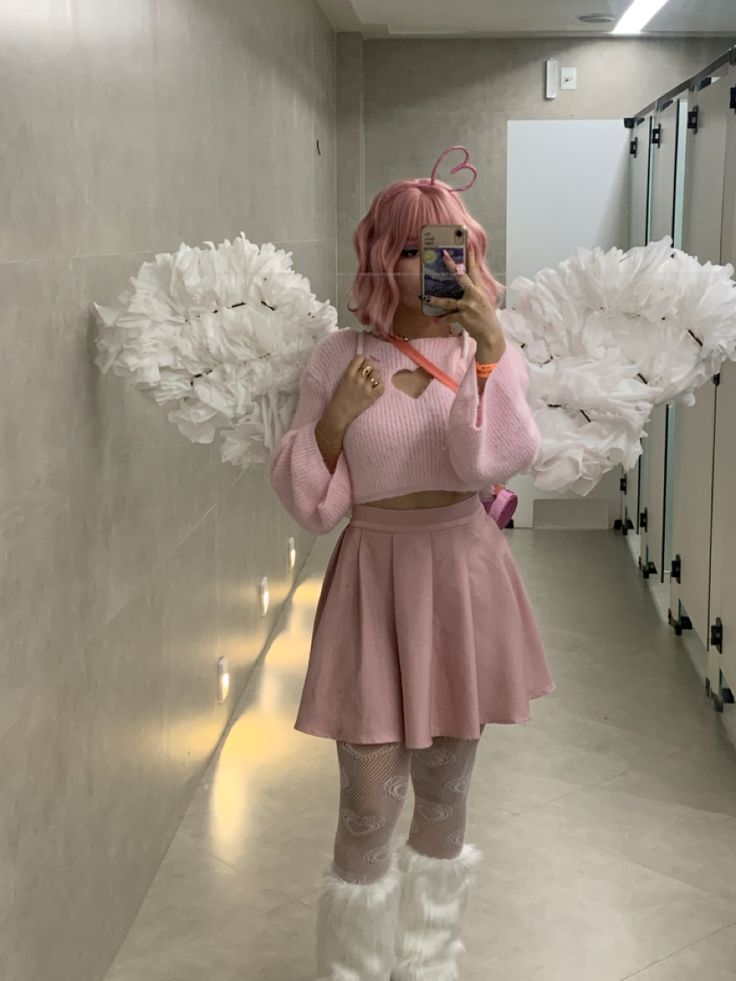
[347,177,504,338]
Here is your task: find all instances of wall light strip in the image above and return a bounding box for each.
[612,0,673,35]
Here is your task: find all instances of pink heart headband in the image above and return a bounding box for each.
[429,145,478,193]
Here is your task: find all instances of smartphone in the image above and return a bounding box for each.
[420,224,467,317]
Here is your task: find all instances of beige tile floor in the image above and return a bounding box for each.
[104,526,736,981]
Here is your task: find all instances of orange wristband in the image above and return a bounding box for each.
[475,362,496,379]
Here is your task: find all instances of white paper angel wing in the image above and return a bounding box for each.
[501,236,736,495]
[93,232,338,469]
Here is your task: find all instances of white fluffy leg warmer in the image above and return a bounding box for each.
[391,841,483,981]
[314,851,402,981]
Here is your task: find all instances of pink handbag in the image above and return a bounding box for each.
[383,335,519,529]
[480,484,518,529]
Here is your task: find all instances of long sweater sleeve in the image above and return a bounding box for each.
[447,340,541,485]
[269,364,353,534]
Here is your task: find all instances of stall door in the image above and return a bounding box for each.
[708,67,736,709]
[622,115,653,536]
[669,77,729,646]
[640,98,688,581]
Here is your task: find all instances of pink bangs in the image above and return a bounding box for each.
[347,178,504,337]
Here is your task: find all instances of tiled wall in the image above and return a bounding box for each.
[0,2,335,979]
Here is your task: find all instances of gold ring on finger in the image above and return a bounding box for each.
[361,365,373,378]
[371,378,379,388]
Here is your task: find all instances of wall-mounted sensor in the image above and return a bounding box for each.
[287,537,296,571]
[260,576,270,616]
[545,59,558,100]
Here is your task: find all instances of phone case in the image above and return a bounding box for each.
[420,224,467,317]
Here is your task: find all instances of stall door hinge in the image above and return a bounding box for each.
[688,106,699,133]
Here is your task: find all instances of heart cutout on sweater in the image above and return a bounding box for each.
[391,367,434,399]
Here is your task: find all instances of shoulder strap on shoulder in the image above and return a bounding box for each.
[355,328,469,371]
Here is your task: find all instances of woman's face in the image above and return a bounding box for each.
[394,241,421,310]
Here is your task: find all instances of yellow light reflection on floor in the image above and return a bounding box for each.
[163,562,329,862]
[203,573,326,857]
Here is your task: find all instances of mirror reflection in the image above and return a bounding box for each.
[4,2,736,980]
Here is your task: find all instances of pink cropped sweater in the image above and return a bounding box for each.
[269,328,541,534]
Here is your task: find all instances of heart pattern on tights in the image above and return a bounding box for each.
[341,808,387,836]
[383,774,409,800]
[417,748,458,769]
[391,368,434,399]
[363,843,392,866]
[416,799,455,823]
[341,742,398,761]
[445,775,470,796]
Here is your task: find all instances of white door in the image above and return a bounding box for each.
[506,119,631,529]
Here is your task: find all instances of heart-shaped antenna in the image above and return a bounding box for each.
[429,145,478,193]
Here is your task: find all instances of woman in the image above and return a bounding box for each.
[269,153,555,980]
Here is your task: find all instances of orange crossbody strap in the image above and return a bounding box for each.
[386,336,460,393]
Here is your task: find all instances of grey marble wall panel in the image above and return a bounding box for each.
[0,1,336,979]
[336,33,365,326]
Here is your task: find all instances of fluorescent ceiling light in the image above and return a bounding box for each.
[612,0,673,34]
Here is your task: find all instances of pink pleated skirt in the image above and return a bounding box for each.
[294,494,555,750]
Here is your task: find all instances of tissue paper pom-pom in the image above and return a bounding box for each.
[93,232,338,469]
[500,236,736,496]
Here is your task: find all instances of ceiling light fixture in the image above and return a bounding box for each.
[611,0,673,35]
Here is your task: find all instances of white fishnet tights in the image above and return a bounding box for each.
[332,729,484,885]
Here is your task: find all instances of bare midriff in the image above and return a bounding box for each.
[362,490,477,510]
